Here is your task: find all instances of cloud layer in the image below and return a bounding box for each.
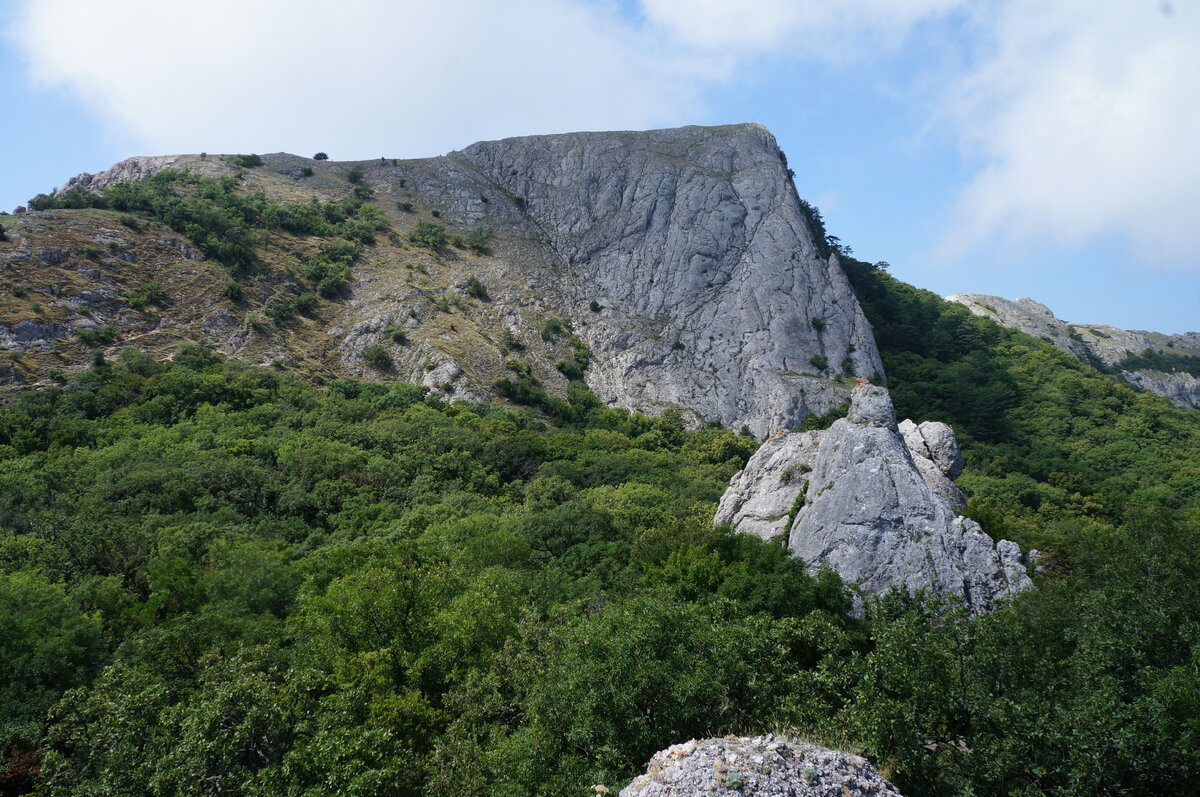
[937,0,1200,269]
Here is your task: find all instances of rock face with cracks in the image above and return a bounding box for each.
[619,735,903,797]
[455,124,883,436]
[786,383,1030,613]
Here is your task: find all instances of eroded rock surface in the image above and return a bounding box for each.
[718,409,971,540]
[619,735,903,797]
[786,383,1030,613]
[714,430,824,541]
[455,124,883,437]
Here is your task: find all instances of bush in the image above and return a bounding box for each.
[353,185,375,200]
[222,282,244,302]
[410,221,448,251]
[313,152,329,160]
[124,281,167,309]
[82,245,102,259]
[809,354,828,371]
[397,201,415,213]
[230,154,263,168]
[300,167,314,178]
[465,227,492,255]
[346,167,365,184]
[362,344,392,370]
[540,317,569,340]
[465,276,489,301]
[0,225,9,242]
[119,214,141,231]
[388,325,407,344]
[590,300,602,312]
[245,311,269,330]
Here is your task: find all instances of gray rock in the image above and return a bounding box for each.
[717,412,972,537]
[787,383,1030,614]
[947,293,1200,410]
[455,124,884,437]
[58,156,181,196]
[898,419,966,511]
[619,735,903,797]
[713,430,824,541]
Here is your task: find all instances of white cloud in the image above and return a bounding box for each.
[639,0,963,58]
[936,0,1200,270]
[7,0,710,159]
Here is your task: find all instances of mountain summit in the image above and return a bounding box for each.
[1,124,880,435]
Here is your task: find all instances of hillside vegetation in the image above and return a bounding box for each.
[0,179,1198,796]
[2,338,1199,795]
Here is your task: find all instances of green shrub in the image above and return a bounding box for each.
[540,316,569,340]
[465,276,489,301]
[362,344,392,370]
[230,154,263,168]
[222,282,244,302]
[465,227,492,255]
[353,185,375,200]
[81,245,102,259]
[119,214,141,231]
[313,152,328,160]
[245,311,269,330]
[410,221,448,251]
[812,317,826,331]
[346,167,365,184]
[124,281,166,309]
[0,225,8,242]
[300,167,314,178]
[389,325,407,344]
[590,300,601,312]
[397,201,415,213]
[809,353,828,371]
[12,285,27,298]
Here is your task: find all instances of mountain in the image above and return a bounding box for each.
[0,124,881,437]
[947,293,1200,410]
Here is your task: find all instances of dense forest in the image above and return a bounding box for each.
[2,199,1199,796]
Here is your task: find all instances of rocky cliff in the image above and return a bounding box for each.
[947,293,1200,410]
[718,383,1030,613]
[619,735,903,797]
[2,125,882,435]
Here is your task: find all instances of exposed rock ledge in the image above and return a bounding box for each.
[619,735,903,797]
[717,383,1031,613]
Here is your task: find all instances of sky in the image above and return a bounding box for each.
[3,0,1198,334]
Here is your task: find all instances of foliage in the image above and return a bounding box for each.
[464,227,492,255]
[1118,347,1200,378]
[313,152,329,161]
[361,344,392,370]
[124,281,167,309]
[346,167,365,184]
[409,221,447,251]
[465,276,489,301]
[230,154,263,168]
[27,170,390,276]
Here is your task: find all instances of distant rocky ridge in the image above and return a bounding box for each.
[717,383,1030,613]
[15,125,882,437]
[619,735,903,797]
[947,294,1200,410]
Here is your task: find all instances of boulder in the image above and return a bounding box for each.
[619,735,903,797]
[787,383,1030,613]
[713,430,824,541]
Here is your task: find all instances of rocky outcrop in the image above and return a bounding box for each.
[1120,369,1200,411]
[619,735,903,797]
[714,430,824,540]
[717,407,969,541]
[947,293,1200,410]
[58,156,181,196]
[898,419,966,511]
[784,383,1030,613]
[454,124,884,437]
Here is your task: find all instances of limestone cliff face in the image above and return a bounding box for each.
[454,124,883,436]
[718,383,1030,613]
[947,293,1200,410]
[33,125,884,436]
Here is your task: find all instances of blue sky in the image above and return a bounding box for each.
[4,0,1198,334]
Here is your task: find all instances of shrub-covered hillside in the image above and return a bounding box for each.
[2,343,1199,796]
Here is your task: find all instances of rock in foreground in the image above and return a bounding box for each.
[619,735,903,797]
